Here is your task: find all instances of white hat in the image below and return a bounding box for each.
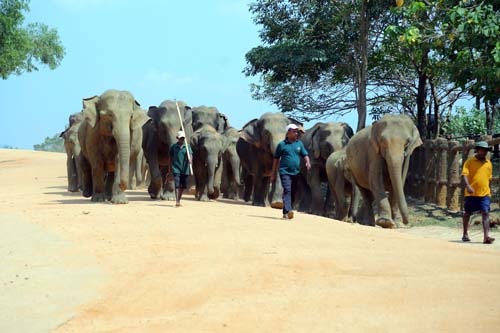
[286,124,299,131]
[177,130,186,139]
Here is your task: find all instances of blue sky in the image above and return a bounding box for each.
[0,0,358,149]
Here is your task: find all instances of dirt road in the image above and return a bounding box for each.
[1,149,499,333]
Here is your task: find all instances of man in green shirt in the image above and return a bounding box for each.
[169,131,192,207]
[271,124,311,219]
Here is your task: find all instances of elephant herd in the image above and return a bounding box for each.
[60,89,422,229]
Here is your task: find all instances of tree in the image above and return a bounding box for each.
[33,133,64,152]
[0,0,65,79]
[245,0,395,130]
[384,0,500,138]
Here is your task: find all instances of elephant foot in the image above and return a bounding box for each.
[376,217,396,229]
[91,193,107,202]
[270,201,283,209]
[160,190,176,201]
[198,194,210,201]
[208,188,220,200]
[111,192,129,204]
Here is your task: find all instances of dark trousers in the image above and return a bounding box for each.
[280,173,298,214]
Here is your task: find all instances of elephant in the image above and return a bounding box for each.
[220,127,241,199]
[236,112,302,207]
[345,114,422,228]
[190,125,228,201]
[142,100,192,200]
[78,89,150,203]
[60,112,84,192]
[325,149,360,222]
[299,122,354,215]
[191,105,230,133]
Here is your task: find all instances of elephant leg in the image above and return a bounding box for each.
[308,170,324,215]
[243,171,253,202]
[369,162,394,229]
[349,182,361,223]
[162,175,176,201]
[104,172,114,200]
[67,155,79,192]
[80,155,93,198]
[357,187,375,226]
[270,174,283,209]
[128,159,137,190]
[388,190,402,226]
[334,174,348,221]
[110,156,128,204]
[252,171,268,207]
[90,161,106,202]
[135,150,144,187]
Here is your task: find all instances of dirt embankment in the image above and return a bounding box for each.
[1,149,499,333]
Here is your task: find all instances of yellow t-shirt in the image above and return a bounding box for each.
[461,156,492,197]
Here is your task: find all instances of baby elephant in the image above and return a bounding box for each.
[326,149,360,222]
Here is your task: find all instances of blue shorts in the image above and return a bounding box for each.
[464,196,490,213]
[174,174,188,189]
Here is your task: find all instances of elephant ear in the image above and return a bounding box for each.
[406,125,423,156]
[370,121,386,155]
[239,119,260,147]
[82,96,99,128]
[217,113,230,133]
[183,105,193,129]
[308,123,324,159]
[340,122,354,144]
[131,103,150,130]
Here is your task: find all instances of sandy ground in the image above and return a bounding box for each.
[1,149,499,333]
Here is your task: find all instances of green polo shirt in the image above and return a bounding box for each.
[274,139,308,175]
[169,143,192,175]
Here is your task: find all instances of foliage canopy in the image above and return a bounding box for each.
[0,0,65,79]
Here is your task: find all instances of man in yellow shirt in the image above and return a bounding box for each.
[461,141,495,244]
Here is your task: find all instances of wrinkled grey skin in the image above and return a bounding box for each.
[190,125,228,201]
[60,112,83,192]
[236,112,302,207]
[78,90,150,204]
[221,127,241,199]
[299,122,354,215]
[326,149,360,222]
[142,100,192,200]
[346,114,422,228]
[191,106,230,133]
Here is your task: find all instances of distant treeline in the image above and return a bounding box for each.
[33,134,64,152]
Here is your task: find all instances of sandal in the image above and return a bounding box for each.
[483,237,495,244]
[462,235,471,242]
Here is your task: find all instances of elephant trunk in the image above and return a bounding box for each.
[116,131,131,192]
[207,157,217,195]
[231,154,241,185]
[387,153,409,225]
[270,136,281,156]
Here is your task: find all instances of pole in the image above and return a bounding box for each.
[175,100,194,175]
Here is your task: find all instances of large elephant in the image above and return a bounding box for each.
[221,127,241,199]
[142,100,192,200]
[326,149,360,222]
[60,112,83,192]
[78,90,149,203]
[190,125,228,201]
[191,105,230,133]
[345,114,422,228]
[299,122,354,215]
[236,112,302,207]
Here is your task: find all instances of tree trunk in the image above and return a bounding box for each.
[417,49,429,140]
[356,0,369,132]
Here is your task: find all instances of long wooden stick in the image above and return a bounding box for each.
[175,100,194,175]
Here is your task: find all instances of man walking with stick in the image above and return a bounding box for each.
[169,130,192,207]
